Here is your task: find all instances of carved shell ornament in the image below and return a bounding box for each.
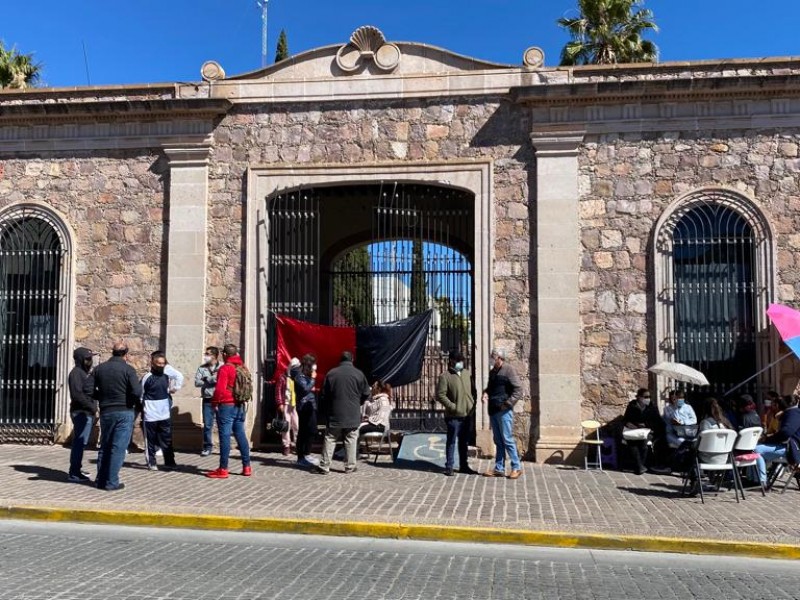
[335,26,402,73]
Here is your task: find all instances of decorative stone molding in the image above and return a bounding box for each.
[201,61,226,82]
[523,47,545,69]
[162,145,212,167]
[335,26,402,73]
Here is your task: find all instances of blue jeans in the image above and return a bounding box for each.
[490,409,520,472]
[96,410,135,489]
[216,404,250,470]
[202,401,214,452]
[69,411,95,477]
[445,416,471,470]
[755,443,786,483]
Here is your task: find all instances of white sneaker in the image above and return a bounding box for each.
[155,448,164,457]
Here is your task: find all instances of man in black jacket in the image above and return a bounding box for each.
[314,351,370,474]
[92,341,142,491]
[67,347,97,483]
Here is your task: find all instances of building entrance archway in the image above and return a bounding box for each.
[264,182,474,431]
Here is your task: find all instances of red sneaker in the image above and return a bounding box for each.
[205,468,229,479]
[242,465,252,477]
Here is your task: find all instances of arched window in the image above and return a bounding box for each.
[0,206,72,442]
[655,190,774,397]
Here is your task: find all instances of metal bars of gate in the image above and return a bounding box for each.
[265,190,320,382]
[327,183,474,431]
[671,201,759,398]
[0,212,65,443]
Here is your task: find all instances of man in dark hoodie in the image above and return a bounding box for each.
[92,341,142,491]
[67,347,97,483]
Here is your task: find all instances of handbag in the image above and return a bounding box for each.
[622,427,651,441]
[270,417,289,434]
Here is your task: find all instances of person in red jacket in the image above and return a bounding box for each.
[205,344,252,479]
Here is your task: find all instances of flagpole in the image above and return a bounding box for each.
[723,352,794,397]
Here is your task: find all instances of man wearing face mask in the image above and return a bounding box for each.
[67,347,98,482]
[436,349,478,476]
[663,390,697,449]
[482,348,523,479]
[194,346,221,456]
[623,388,662,475]
[140,351,180,471]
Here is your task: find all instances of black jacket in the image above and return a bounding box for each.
[320,360,370,429]
[623,399,664,434]
[69,348,96,414]
[92,356,142,414]
[484,363,522,416]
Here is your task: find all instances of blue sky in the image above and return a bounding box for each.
[5,1,800,88]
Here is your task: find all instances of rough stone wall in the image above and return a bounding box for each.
[0,152,165,371]
[207,98,538,449]
[579,130,800,422]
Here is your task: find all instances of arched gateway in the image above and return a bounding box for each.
[0,205,73,443]
[264,182,474,430]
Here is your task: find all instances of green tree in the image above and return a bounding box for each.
[409,240,428,316]
[332,246,374,326]
[558,0,658,66]
[275,29,289,63]
[0,41,41,89]
[434,295,469,344]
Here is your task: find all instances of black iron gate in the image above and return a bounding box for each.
[661,198,768,400]
[266,183,474,431]
[0,210,66,442]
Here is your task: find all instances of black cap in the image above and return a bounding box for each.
[448,349,464,362]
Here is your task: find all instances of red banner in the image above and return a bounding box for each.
[274,315,356,387]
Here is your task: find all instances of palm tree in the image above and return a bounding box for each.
[558,0,658,66]
[0,41,41,89]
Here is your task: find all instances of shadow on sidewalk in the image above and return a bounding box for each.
[617,485,682,499]
[11,464,73,484]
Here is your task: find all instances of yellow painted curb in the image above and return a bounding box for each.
[1,505,798,560]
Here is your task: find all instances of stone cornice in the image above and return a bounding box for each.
[0,98,232,125]
[512,74,800,106]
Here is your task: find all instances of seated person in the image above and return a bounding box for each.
[735,394,761,431]
[696,397,733,465]
[762,391,784,436]
[663,390,698,449]
[359,380,393,435]
[755,394,800,485]
[622,388,662,475]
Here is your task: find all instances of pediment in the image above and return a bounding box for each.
[203,26,516,83]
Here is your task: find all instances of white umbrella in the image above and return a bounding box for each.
[647,362,710,386]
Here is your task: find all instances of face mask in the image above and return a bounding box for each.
[676,399,685,408]
[764,400,773,407]
[152,366,165,376]
[203,355,212,364]
[640,397,651,406]
[454,361,464,372]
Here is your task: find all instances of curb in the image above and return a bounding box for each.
[2,505,799,560]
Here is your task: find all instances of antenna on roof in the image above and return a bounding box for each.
[81,40,92,86]
[256,0,269,68]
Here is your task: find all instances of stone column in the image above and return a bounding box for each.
[163,146,210,437]
[530,131,585,463]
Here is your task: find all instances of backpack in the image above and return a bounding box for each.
[230,364,253,405]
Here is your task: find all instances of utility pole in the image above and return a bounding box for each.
[256,0,269,68]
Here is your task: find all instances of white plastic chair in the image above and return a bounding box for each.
[733,426,764,498]
[688,428,741,504]
[359,424,393,464]
[580,420,604,471]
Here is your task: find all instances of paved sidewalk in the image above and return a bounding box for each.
[0,444,798,550]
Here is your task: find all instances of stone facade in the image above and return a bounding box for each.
[0,152,165,372]
[579,131,800,421]
[2,28,800,460]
